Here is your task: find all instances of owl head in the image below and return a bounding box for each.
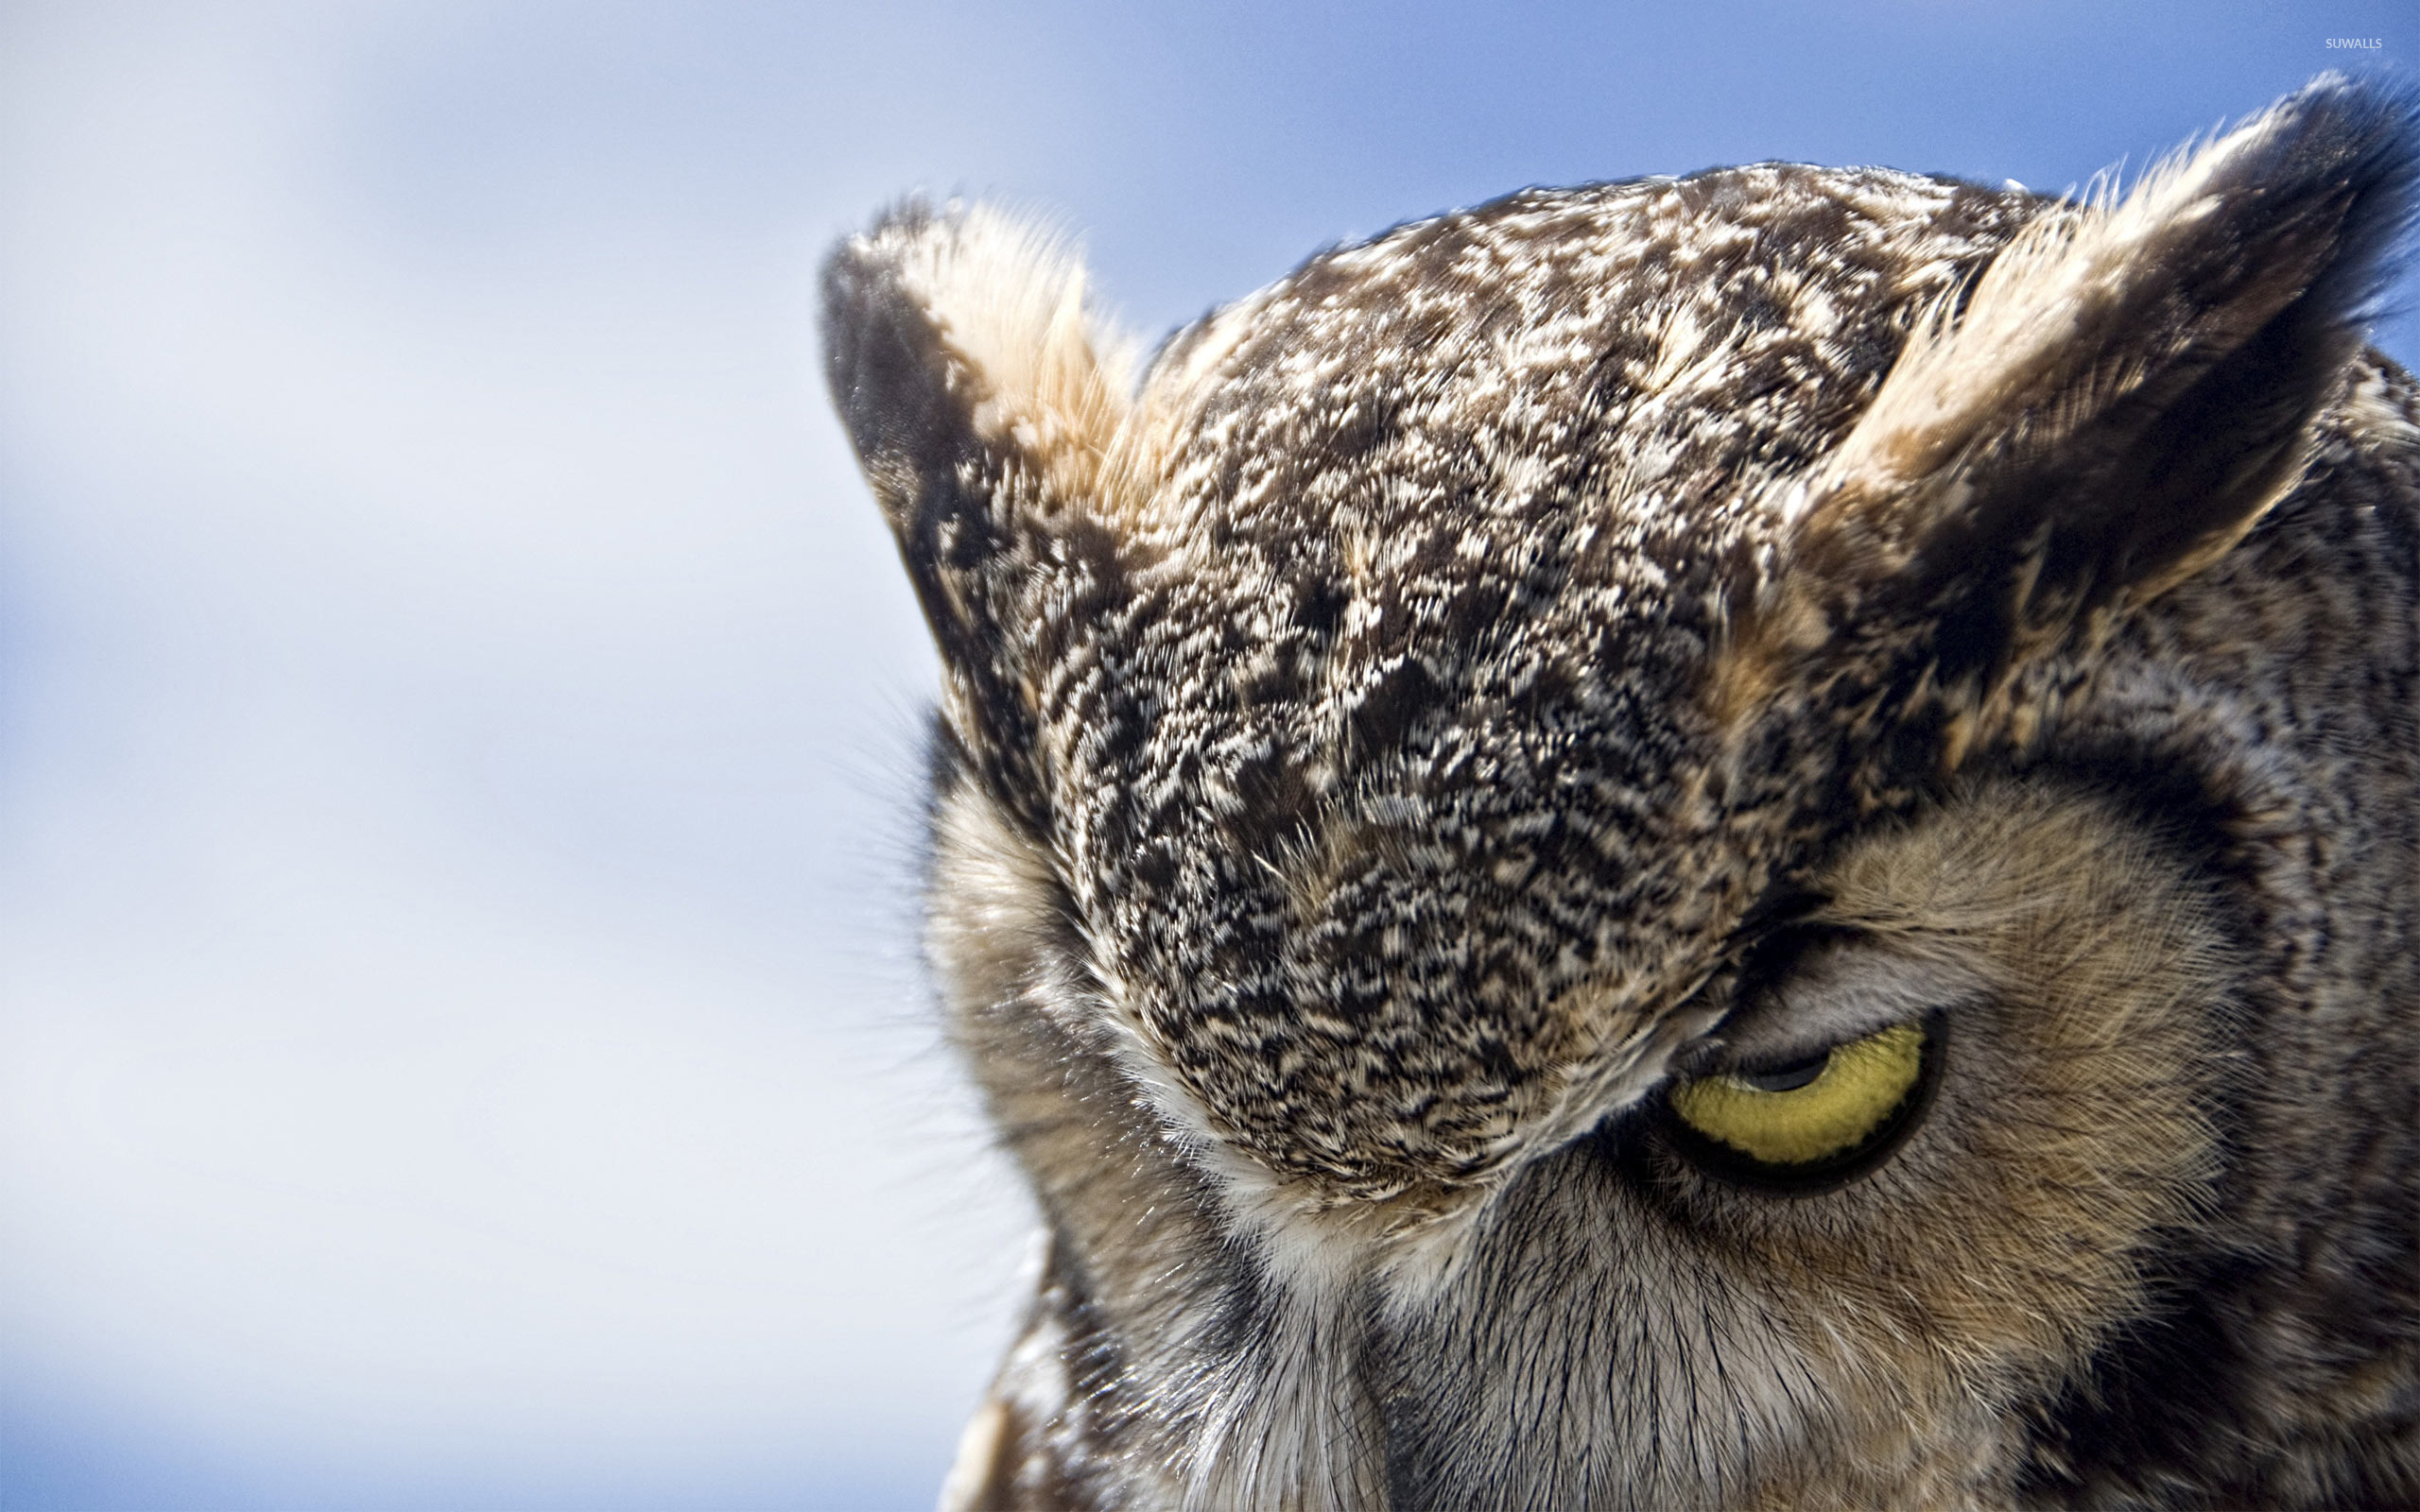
[825,76,2418,1509]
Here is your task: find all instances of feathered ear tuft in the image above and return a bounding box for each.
[1739,75,2418,738]
[822,201,1147,832]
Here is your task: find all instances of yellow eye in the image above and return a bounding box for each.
[1665,1022,1933,1182]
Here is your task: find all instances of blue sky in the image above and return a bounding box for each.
[0,2,2410,1507]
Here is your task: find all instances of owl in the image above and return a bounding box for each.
[823,75,2418,1510]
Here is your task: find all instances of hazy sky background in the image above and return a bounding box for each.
[0,3,2411,1507]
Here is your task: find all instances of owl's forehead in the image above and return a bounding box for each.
[1147,165,2038,566]
[1091,168,2040,811]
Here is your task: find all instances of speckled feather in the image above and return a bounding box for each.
[852,169,2050,1200]
[826,74,2420,1511]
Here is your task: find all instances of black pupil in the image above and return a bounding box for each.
[1737,1051,1830,1093]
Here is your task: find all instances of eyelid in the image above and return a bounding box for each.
[1708,933,1983,1072]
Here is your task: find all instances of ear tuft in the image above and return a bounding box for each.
[1832,77,2417,512]
[824,201,1142,519]
[821,201,1148,833]
[1763,75,2418,718]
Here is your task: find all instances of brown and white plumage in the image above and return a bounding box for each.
[825,75,2419,1510]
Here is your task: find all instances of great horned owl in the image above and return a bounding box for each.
[823,76,2419,1510]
